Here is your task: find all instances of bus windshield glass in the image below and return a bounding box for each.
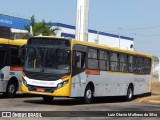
[24,46,70,74]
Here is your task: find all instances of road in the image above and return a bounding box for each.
[0,94,160,120]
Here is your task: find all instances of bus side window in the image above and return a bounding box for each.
[120,54,128,72]
[11,48,22,66]
[136,57,145,74]
[73,51,86,69]
[88,48,98,70]
[144,58,151,74]
[128,55,133,73]
[99,50,109,71]
[0,50,6,67]
[110,52,119,71]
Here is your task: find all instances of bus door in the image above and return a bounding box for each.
[71,45,88,97]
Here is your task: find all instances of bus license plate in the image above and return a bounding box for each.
[36,88,45,92]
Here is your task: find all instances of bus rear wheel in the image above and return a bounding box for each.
[43,96,54,104]
[126,86,134,101]
[83,86,94,104]
[4,81,17,98]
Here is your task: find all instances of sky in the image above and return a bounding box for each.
[0,0,160,56]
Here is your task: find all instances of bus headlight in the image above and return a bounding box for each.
[22,77,27,86]
[57,80,68,89]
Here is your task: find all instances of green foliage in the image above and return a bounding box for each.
[23,15,59,39]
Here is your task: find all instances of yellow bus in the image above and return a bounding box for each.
[20,36,152,103]
[0,38,27,97]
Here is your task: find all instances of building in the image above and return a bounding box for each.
[52,23,134,50]
[0,14,30,39]
[0,14,134,50]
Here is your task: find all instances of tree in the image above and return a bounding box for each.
[23,15,59,38]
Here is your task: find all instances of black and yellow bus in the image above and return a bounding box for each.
[20,36,152,103]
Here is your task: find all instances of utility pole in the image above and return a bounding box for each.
[75,0,89,42]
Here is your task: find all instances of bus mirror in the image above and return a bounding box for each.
[18,45,26,62]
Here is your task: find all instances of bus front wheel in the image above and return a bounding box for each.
[43,96,54,104]
[83,85,94,104]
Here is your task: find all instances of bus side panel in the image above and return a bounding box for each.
[86,71,135,97]
[0,66,22,92]
[9,66,23,91]
[0,66,10,92]
[70,72,87,97]
[70,70,134,97]
[70,70,151,97]
[133,75,151,95]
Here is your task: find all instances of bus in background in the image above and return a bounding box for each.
[0,38,27,97]
[20,36,152,104]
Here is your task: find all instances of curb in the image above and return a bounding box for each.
[137,95,160,104]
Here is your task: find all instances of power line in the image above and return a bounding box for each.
[107,26,160,32]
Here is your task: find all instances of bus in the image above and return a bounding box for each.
[20,36,152,103]
[0,38,27,97]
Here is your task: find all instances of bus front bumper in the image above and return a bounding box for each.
[21,80,71,97]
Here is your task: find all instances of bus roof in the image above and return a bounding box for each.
[0,38,27,46]
[32,36,64,39]
[26,36,152,58]
[72,39,152,58]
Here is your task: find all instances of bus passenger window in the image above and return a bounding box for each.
[0,50,6,67]
[73,51,86,69]
[144,58,151,74]
[119,54,128,72]
[110,52,119,71]
[99,50,109,71]
[88,48,98,70]
[128,56,133,73]
[137,57,145,74]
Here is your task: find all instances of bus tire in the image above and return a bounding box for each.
[4,81,17,98]
[126,86,134,101]
[84,85,94,104]
[43,96,54,104]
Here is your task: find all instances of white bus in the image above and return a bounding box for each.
[0,38,27,97]
[20,36,152,103]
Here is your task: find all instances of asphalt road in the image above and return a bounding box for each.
[0,94,160,120]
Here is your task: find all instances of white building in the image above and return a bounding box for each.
[52,23,134,50]
[0,14,134,50]
[0,14,30,39]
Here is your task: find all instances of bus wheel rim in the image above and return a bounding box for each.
[9,85,15,94]
[86,89,92,99]
[128,89,132,98]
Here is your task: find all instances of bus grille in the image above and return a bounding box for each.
[27,85,57,93]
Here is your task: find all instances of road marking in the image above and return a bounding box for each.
[138,97,147,103]
[137,95,159,103]
[148,100,160,104]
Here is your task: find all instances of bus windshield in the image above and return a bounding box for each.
[24,46,70,74]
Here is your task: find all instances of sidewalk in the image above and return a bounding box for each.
[137,80,160,104]
[138,95,160,104]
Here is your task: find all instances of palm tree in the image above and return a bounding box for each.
[23,15,59,38]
